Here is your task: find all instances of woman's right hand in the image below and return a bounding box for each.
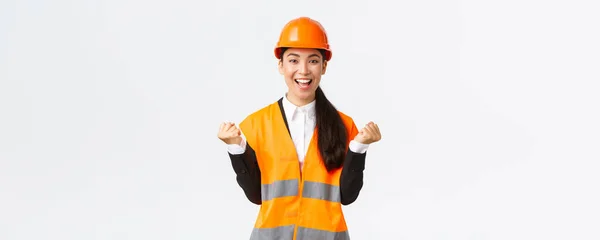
[217,122,243,145]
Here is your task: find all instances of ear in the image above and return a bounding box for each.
[278,60,284,75]
[321,60,328,75]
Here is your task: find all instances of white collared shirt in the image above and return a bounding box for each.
[227,94,369,171]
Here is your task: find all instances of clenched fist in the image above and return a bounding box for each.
[354,121,382,144]
[217,122,243,145]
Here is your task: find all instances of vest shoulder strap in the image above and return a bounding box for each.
[239,101,279,151]
[337,110,360,145]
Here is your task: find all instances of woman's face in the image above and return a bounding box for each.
[278,48,327,106]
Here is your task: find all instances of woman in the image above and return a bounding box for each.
[217,17,381,240]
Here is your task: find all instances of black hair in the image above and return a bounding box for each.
[279,47,348,172]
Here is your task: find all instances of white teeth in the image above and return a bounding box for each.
[296,79,311,83]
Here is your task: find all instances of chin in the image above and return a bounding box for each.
[297,91,316,100]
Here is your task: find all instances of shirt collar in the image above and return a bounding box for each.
[282,93,316,121]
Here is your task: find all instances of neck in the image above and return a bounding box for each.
[285,93,315,107]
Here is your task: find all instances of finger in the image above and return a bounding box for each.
[368,125,380,140]
[224,128,238,138]
[365,124,376,134]
[220,123,233,135]
[362,126,374,138]
[224,123,235,132]
[227,132,239,138]
[219,122,226,132]
[227,125,239,134]
[373,124,381,139]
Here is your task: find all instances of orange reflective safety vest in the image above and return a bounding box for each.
[239,99,359,240]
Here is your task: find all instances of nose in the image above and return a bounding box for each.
[298,62,310,75]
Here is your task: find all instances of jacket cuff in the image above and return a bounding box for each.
[349,140,369,154]
[227,138,246,155]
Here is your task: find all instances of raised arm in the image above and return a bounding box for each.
[228,141,262,205]
[340,142,368,205]
[339,120,380,205]
[219,122,262,205]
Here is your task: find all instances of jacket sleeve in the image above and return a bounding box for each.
[339,149,367,205]
[228,143,262,205]
[339,119,367,205]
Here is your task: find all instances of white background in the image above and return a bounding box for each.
[1,0,599,239]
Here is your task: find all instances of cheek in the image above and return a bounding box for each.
[283,67,296,77]
[311,66,323,74]
[312,77,322,86]
[282,68,295,82]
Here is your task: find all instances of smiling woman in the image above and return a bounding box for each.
[278,47,327,104]
[216,17,382,240]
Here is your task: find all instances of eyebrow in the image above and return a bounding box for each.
[286,53,322,59]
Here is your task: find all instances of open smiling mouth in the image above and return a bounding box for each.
[295,79,312,90]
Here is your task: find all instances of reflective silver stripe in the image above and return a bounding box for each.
[261,180,340,202]
[261,179,299,201]
[249,225,349,240]
[250,225,295,240]
[301,181,341,203]
[296,227,350,240]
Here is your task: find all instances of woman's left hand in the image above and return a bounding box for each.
[354,121,382,144]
